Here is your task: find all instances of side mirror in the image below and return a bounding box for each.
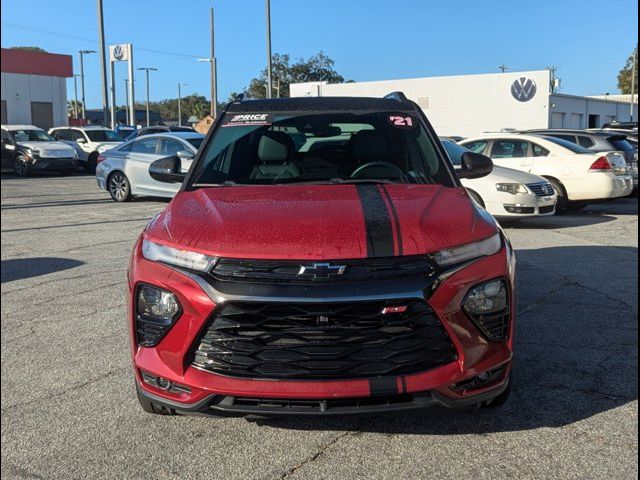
[149,156,186,183]
[176,150,194,161]
[76,138,87,144]
[457,152,493,179]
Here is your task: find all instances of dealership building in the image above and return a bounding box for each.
[290,70,638,137]
[1,48,72,130]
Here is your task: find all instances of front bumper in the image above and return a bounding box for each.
[31,155,78,171]
[487,192,556,219]
[128,238,517,416]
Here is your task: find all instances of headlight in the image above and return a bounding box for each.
[136,284,181,347]
[142,238,218,271]
[430,233,501,268]
[463,278,507,315]
[496,183,529,194]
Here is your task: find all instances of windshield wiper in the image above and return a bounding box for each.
[191,181,238,188]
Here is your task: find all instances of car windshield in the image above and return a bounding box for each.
[541,136,593,154]
[86,129,122,142]
[189,111,453,187]
[10,129,54,142]
[187,138,204,149]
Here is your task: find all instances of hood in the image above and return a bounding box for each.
[485,165,549,184]
[145,184,497,260]
[17,141,75,154]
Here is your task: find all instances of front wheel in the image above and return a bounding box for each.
[547,179,567,211]
[108,171,133,202]
[13,154,31,177]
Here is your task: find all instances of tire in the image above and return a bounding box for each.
[85,152,98,173]
[108,171,133,202]
[466,189,485,208]
[136,384,176,415]
[13,154,31,177]
[483,376,512,408]
[546,178,567,211]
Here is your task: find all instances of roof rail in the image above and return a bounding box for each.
[383,91,409,102]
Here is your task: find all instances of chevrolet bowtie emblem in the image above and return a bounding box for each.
[298,263,347,279]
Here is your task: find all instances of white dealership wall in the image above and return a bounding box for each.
[290,70,638,137]
[1,72,68,127]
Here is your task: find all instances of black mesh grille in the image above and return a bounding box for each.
[467,309,510,341]
[209,256,436,284]
[191,299,457,379]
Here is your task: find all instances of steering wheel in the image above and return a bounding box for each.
[350,161,406,180]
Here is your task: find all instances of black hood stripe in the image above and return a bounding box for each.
[380,185,404,256]
[355,184,394,257]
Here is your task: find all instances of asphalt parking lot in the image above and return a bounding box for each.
[1,173,638,480]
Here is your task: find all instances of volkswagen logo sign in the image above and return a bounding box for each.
[511,77,537,102]
[113,45,125,61]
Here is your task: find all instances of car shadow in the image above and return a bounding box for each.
[247,245,637,434]
[1,257,84,283]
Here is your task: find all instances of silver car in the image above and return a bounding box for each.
[96,132,204,202]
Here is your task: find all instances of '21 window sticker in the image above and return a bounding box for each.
[387,114,416,129]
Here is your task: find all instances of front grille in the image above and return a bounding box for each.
[527,182,555,197]
[210,256,436,284]
[191,299,457,379]
[539,205,555,214]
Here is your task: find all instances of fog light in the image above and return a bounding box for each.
[136,284,181,347]
[156,377,172,391]
[463,279,507,315]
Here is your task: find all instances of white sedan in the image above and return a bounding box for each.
[96,132,204,202]
[460,134,633,210]
[441,139,557,219]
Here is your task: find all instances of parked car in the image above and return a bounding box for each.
[524,128,638,189]
[1,124,78,176]
[601,121,638,131]
[125,125,196,141]
[441,139,556,218]
[96,132,204,201]
[49,126,123,172]
[129,94,517,417]
[460,134,633,209]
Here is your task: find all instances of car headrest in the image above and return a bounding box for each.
[350,130,388,162]
[258,131,294,163]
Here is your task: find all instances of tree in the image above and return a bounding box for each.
[245,52,347,98]
[67,100,83,117]
[617,44,638,94]
[10,46,48,53]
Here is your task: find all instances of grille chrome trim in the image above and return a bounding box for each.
[526,182,555,197]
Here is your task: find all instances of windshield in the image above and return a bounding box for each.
[86,129,122,142]
[541,136,593,154]
[189,111,454,187]
[187,138,204,150]
[10,129,54,142]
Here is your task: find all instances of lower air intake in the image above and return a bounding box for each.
[191,299,457,379]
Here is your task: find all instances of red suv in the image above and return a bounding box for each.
[129,93,516,416]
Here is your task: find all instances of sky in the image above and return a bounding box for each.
[1,0,638,110]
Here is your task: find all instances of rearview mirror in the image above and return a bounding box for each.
[149,156,186,183]
[457,152,493,179]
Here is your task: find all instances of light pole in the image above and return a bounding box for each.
[197,6,218,118]
[177,83,188,126]
[137,67,157,127]
[73,74,81,119]
[265,0,273,99]
[124,79,130,125]
[96,0,110,126]
[78,50,96,120]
